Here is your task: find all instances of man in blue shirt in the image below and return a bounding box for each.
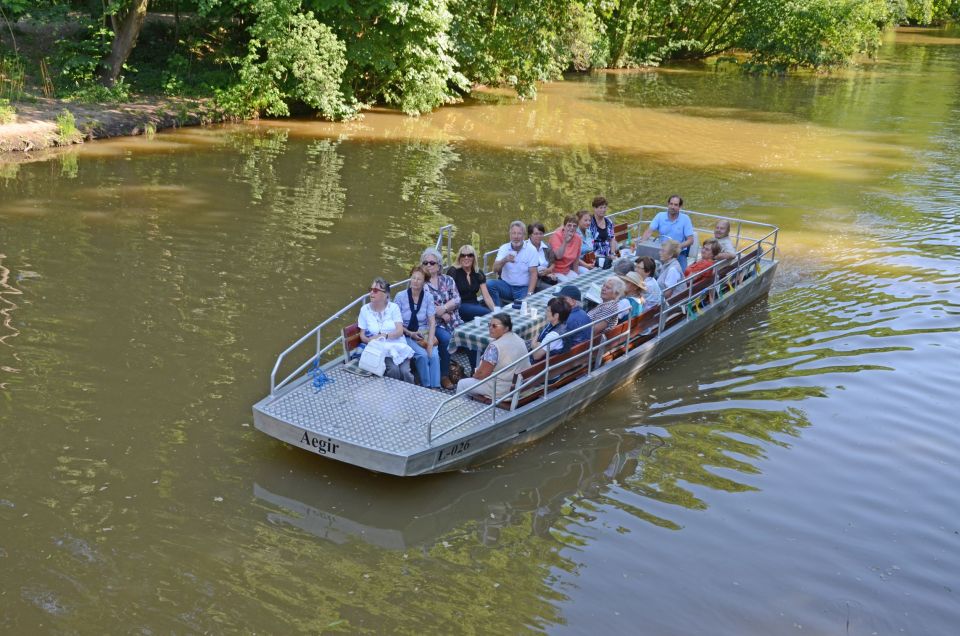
[641,194,696,271]
[555,285,592,346]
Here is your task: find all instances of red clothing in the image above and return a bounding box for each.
[684,258,716,285]
[550,230,582,275]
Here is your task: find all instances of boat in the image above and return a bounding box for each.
[252,204,780,476]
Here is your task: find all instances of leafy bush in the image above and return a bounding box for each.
[0,98,15,123]
[55,108,79,143]
[54,21,115,93]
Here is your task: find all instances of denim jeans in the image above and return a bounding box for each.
[435,325,453,378]
[459,301,491,323]
[487,279,529,305]
[405,336,440,387]
[678,247,690,272]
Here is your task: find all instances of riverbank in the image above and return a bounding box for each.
[0,97,223,158]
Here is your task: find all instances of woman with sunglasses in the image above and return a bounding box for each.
[357,277,415,384]
[420,247,462,389]
[446,244,498,323]
[394,266,441,388]
[456,313,531,400]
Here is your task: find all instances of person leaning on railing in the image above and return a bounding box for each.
[587,276,625,336]
[657,239,685,299]
[684,239,720,286]
[456,313,531,400]
[421,247,462,390]
[447,244,497,323]
[394,265,441,389]
[636,256,662,308]
[530,297,571,362]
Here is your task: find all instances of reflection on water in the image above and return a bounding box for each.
[2,28,960,634]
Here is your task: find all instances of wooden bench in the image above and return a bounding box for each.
[342,323,362,359]
[599,320,631,364]
[628,306,661,349]
[613,222,630,245]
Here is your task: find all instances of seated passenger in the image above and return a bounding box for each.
[616,271,646,320]
[636,256,662,308]
[657,239,685,299]
[550,215,584,282]
[456,313,531,400]
[555,285,592,346]
[358,277,415,384]
[641,194,696,271]
[576,209,595,266]
[684,239,720,285]
[447,244,497,323]
[488,220,539,305]
[394,266,441,388]
[531,297,571,361]
[421,247,462,390]
[526,222,559,290]
[713,219,736,261]
[588,276,625,336]
[613,257,636,276]
[587,196,619,269]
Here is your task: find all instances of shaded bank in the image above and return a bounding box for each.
[0,97,221,157]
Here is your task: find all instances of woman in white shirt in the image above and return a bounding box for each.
[357,277,415,383]
[656,239,685,299]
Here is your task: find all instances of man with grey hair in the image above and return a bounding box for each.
[488,220,539,305]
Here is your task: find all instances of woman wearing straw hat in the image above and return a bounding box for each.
[617,271,647,321]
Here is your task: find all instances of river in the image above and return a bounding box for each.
[1,27,959,634]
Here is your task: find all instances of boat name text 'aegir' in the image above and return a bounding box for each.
[300,432,339,455]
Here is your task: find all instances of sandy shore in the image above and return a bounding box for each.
[0,97,223,159]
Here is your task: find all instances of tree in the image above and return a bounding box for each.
[98,0,149,87]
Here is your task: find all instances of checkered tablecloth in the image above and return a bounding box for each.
[451,266,617,350]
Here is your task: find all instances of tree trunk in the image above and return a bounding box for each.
[98,0,150,88]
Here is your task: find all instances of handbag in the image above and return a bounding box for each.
[358,339,388,376]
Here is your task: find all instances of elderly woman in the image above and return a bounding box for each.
[421,247,462,389]
[588,276,625,336]
[550,214,584,282]
[394,265,441,388]
[357,277,415,383]
[447,244,497,323]
[531,297,571,361]
[637,256,662,308]
[657,239,685,299]
[588,196,619,269]
[456,313,531,400]
[526,222,559,290]
[616,271,646,320]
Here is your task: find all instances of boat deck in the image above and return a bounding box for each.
[257,366,496,455]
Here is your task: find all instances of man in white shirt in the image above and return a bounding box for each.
[488,220,539,304]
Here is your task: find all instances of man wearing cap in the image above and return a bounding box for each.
[555,285,592,346]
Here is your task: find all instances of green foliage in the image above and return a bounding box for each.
[310,0,468,114]
[0,97,15,123]
[68,78,131,103]
[740,0,890,73]
[218,0,354,119]
[54,21,114,92]
[0,54,26,100]
[55,108,79,142]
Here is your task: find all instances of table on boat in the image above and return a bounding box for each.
[451,266,615,351]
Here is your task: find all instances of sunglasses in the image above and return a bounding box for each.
[369,287,384,294]
[422,260,438,266]
[459,253,474,258]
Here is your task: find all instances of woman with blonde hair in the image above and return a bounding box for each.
[446,244,497,322]
[657,239,685,299]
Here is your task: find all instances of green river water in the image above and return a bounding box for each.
[1,27,959,634]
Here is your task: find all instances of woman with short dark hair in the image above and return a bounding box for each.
[456,312,531,399]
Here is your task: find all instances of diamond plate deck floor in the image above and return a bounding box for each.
[259,367,498,454]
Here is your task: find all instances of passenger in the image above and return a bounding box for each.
[657,239,685,299]
[447,244,497,323]
[526,222,559,290]
[636,256,662,308]
[588,196,619,269]
[588,276,625,336]
[617,271,646,320]
[531,297,571,361]
[456,313,531,400]
[576,209,595,266]
[394,266,441,388]
[488,220,539,305]
[612,257,635,276]
[684,238,720,285]
[420,247,462,390]
[712,219,737,261]
[641,194,696,271]
[550,215,584,282]
[555,285,592,346]
[357,277,415,384]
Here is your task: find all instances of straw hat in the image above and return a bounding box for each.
[617,271,647,292]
